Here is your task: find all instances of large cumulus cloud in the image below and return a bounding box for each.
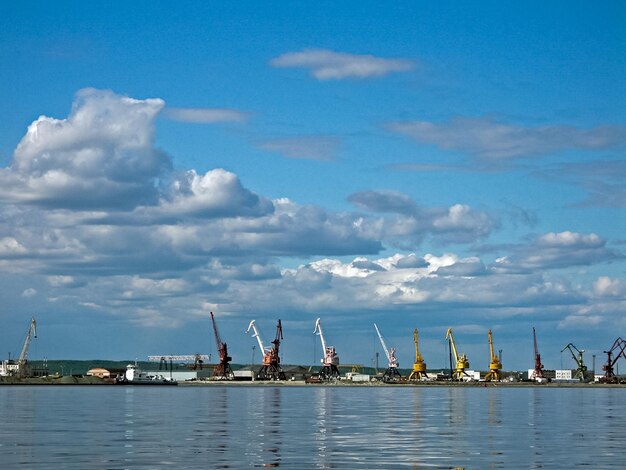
[0,88,171,209]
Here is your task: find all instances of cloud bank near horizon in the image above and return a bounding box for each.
[0,89,623,338]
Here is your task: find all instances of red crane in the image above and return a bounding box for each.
[602,337,626,383]
[530,327,545,381]
[210,312,234,380]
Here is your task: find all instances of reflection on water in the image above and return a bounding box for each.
[0,385,624,468]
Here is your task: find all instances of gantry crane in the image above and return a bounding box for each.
[561,343,588,381]
[530,327,545,382]
[246,319,286,380]
[314,318,340,380]
[484,329,502,381]
[373,323,402,382]
[602,337,626,383]
[148,354,211,371]
[211,311,234,380]
[408,328,428,381]
[445,328,469,380]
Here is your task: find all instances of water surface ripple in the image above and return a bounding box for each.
[0,385,623,468]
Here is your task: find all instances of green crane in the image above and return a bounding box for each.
[561,343,588,381]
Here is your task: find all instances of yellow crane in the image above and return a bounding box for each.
[408,328,428,380]
[484,329,502,381]
[445,328,469,380]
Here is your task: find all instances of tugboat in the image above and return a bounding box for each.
[116,363,177,385]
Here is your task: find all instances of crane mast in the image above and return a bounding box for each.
[373,323,401,382]
[445,328,469,380]
[211,312,234,380]
[314,318,339,380]
[484,329,502,381]
[408,328,428,380]
[531,327,545,381]
[560,343,587,381]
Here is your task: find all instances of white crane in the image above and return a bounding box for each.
[18,317,37,366]
[246,320,269,354]
[314,318,339,379]
[374,323,402,381]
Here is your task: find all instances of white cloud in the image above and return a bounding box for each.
[491,231,622,273]
[47,275,85,288]
[270,49,415,80]
[22,288,37,297]
[558,314,602,329]
[164,107,250,124]
[594,276,626,297]
[0,88,170,210]
[0,237,27,256]
[257,136,340,161]
[348,190,495,246]
[388,117,626,159]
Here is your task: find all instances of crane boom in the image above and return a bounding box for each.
[18,317,37,364]
[246,320,267,353]
[445,328,459,362]
[313,318,327,352]
[374,323,391,363]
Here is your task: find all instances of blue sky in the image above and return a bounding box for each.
[1,2,625,372]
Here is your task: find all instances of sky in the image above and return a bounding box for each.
[0,2,625,372]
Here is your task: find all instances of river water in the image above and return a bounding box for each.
[0,385,623,469]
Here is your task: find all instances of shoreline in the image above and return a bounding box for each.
[0,376,623,388]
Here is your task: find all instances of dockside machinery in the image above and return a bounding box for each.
[314,318,340,380]
[246,319,286,380]
[408,328,428,381]
[602,337,626,383]
[561,343,588,381]
[0,317,37,377]
[531,327,545,382]
[211,312,234,380]
[484,329,502,381]
[445,328,469,380]
[373,323,402,382]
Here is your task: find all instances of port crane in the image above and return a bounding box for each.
[314,318,340,380]
[211,311,234,380]
[530,327,545,382]
[561,343,588,381]
[408,328,428,381]
[445,328,469,380]
[1,317,38,377]
[373,323,402,382]
[601,337,626,383]
[484,329,502,381]
[246,319,286,380]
